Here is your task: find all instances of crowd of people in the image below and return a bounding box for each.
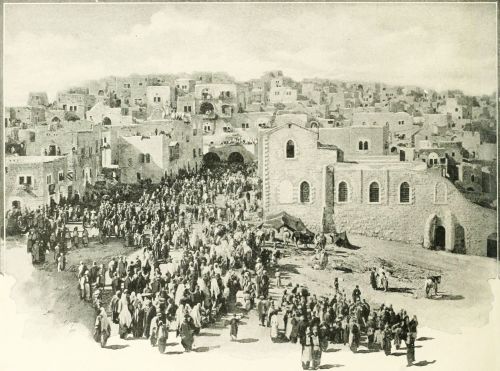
[75,163,275,354]
[257,281,418,369]
[19,161,421,368]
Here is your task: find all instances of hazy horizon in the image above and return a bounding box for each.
[4,3,497,106]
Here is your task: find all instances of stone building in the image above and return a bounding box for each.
[423,113,449,135]
[268,86,298,104]
[57,91,96,119]
[318,125,389,159]
[7,106,46,128]
[175,78,196,94]
[27,92,49,107]
[352,112,414,135]
[146,86,173,119]
[258,123,341,228]
[194,83,238,117]
[17,122,102,198]
[328,162,496,256]
[86,102,133,126]
[114,75,149,108]
[177,93,196,115]
[259,122,497,256]
[116,120,203,183]
[5,156,69,209]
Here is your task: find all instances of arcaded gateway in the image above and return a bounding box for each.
[259,123,497,256]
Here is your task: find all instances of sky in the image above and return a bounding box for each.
[3,3,497,106]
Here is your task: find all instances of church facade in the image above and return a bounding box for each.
[258,123,497,256]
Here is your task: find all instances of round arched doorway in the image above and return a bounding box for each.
[203,152,221,165]
[435,226,446,250]
[199,102,215,115]
[228,152,244,163]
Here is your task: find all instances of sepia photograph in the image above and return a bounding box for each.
[0,2,498,371]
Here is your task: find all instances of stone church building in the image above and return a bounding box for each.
[258,123,497,256]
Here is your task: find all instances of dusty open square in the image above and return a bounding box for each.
[2,233,498,371]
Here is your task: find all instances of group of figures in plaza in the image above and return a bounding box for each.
[18,162,420,369]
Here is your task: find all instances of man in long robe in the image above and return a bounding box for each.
[109,291,121,324]
[179,315,195,352]
[143,301,157,338]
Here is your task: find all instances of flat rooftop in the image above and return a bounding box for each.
[334,159,427,171]
[6,155,65,164]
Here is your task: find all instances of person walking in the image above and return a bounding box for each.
[229,313,239,341]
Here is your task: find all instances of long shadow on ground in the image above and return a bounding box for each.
[319,364,344,369]
[413,360,437,367]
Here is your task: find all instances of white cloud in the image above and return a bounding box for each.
[3,3,497,106]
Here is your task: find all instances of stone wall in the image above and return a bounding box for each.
[330,165,497,256]
[262,123,338,233]
[5,157,68,209]
[318,126,388,158]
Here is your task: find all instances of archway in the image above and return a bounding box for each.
[203,152,221,165]
[199,102,214,115]
[435,226,446,250]
[103,117,112,125]
[228,151,244,163]
[454,224,465,254]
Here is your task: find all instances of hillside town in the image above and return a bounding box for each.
[5,71,497,257]
[3,69,498,371]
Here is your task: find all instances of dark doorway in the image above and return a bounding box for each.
[435,226,446,250]
[203,152,221,165]
[487,233,497,258]
[399,150,405,161]
[454,225,465,254]
[199,102,215,115]
[136,172,141,181]
[49,145,57,156]
[228,152,244,163]
[12,200,20,209]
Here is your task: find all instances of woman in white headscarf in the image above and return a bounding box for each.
[175,281,185,306]
[210,273,220,300]
[95,307,112,347]
[176,303,185,331]
[118,292,132,339]
[190,303,202,335]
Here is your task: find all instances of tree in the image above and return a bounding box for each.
[64,111,80,121]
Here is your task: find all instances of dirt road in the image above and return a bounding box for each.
[1,234,498,371]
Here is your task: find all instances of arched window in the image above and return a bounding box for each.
[369,182,380,203]
[358,141,363,150]
[300,181,310,203]
[338,182,348,202]
[286,140,295,158]
[400,182,410,203]
[363,141,369,150]
[435,182,447,203]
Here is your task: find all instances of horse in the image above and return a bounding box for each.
[424,276,441,298]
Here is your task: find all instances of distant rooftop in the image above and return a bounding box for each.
[334,159,427,171]
[6,155,65,164]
